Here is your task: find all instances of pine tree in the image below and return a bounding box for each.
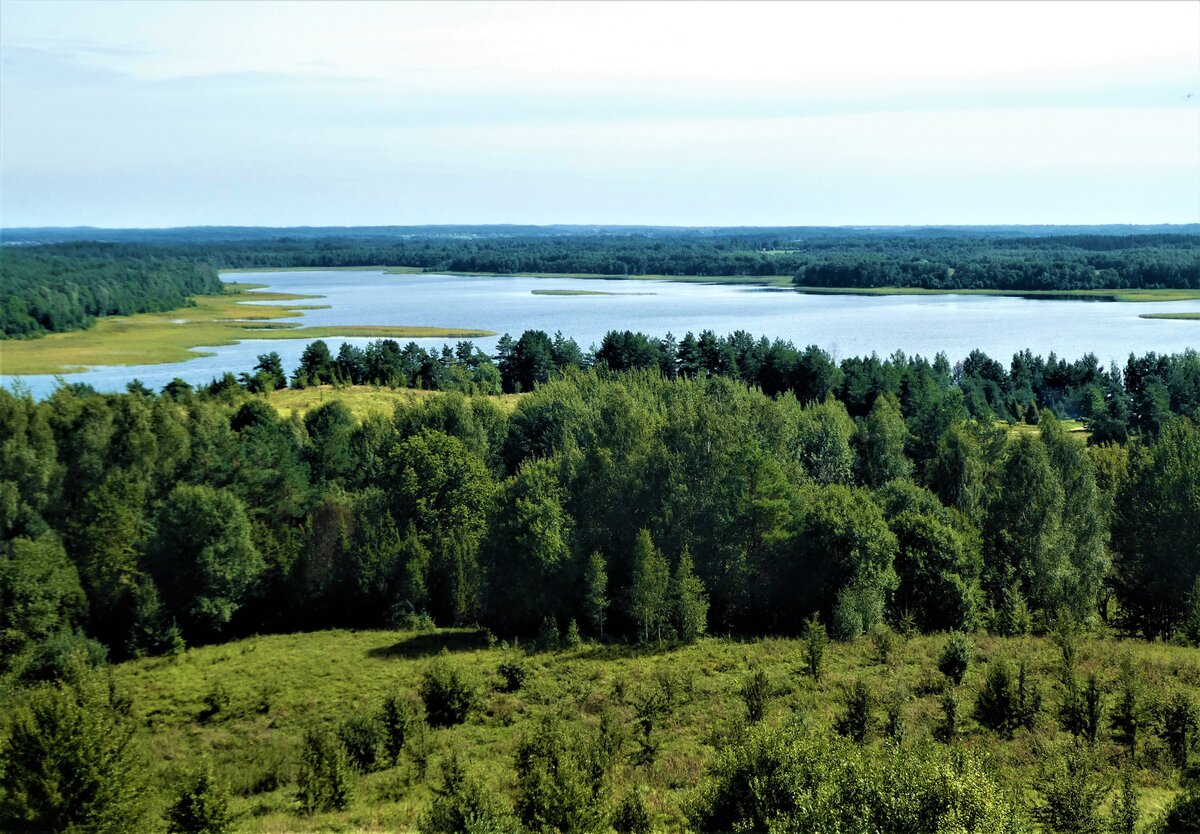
[165,762,233,834]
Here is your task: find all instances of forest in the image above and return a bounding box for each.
[2,228,1198,342]
[2,328,1199,831]
[0,246,223,338]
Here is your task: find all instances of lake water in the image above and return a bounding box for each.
[3,270,1199,398]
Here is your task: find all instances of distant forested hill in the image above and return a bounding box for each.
[2,227,1198,338]
[0,244,223,338]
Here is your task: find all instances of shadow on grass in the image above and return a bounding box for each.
[367,629,490,659]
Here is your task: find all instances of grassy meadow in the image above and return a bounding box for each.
[107,627,1199,833]
[263,385,522,421]
[0,284,494,376]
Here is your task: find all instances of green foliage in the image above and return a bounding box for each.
[583,551,608,638]
[1112,419,1200,638]
[0,667,145,833]
[1111,656,1143,757]
[420,652,477,727]
[1110,768,1138,834]
[1162,787,1200,834]
[1035,746,1107,834]
[1158,689,1198,771]
[165,763,233,834]
[628,529,670,643]
[691,724,1033,833]
[669,547,708,644]
[419,754,517,834]
[802,613,828,681]
[0,534,88,673]
[514,715,613,834]
[0,247,222,338]
[338,714,386,772]
[974,660,1041,738]
[611,790,652,834]
[146,484,264,639]
[834,680,875,744]
[539,615,560,652]
[381,692,426,764]
[498,660,529,693]
[297,726,351,814]
[938,631,973,685]
[564,618,582,649]
[740,668,771,725]
[935,689,960,743]
[1059,672,1105,745]
[855,392,914,488]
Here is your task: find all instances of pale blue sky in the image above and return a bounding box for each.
[2,0,1198,228]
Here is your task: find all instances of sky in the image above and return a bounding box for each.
[1,0,1198,228]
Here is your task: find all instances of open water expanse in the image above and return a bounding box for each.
[3,269,1199,398]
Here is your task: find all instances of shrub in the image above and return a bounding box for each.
[884,690,906,744]
[801,613,828,681]
[498,660,529,693]
[564,618,582,649]
[740,669,770,725]
[419,754,517,834]
[1159,689,1199,770]
[1034,746,1106,834]
[937,631,973,686]
[974,660,1040,738]
[870,625,895,665]
[381,692,426,764]
[297,727,351,814]
[612,790,652,834]
[690,724,1033,833]
[339,714,386,772]
[514,715,613,834]
[165,763,233,834]
[835,680,874,744]
[1058,672,1105,745]
[1163,787,1200,834]
[539,615,560,652]
[1111,656,1143,756]
[420,653,477,727]
[934,689,959,743]
[0,668,145,833]
[1110,768,1138,834]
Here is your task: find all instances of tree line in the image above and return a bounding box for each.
[4,228,1197,341]
[2,336,1198,681]
[0,246,223,338]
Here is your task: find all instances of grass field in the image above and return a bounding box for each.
[263,385,522,421]
[1140,312,1200,321]
[102,627,1198,833]
[0,285,494,376]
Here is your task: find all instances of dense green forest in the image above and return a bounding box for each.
[2,333,1200,830]
[0,246,223,338]
[3,228,1198,340]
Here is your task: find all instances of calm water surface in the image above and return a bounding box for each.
[4,270,1199,398]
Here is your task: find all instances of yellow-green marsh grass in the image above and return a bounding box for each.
[264,385,522,422]
[0,284,494,376]
[1140,312,1200,321]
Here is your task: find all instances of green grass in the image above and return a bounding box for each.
[0,285,494,376]
[263,385,522,421]
[1140,312,1200,321]
[103,627,1199,832]
[1005,419,1089,439]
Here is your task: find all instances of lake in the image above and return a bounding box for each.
[3,269,1199,398]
